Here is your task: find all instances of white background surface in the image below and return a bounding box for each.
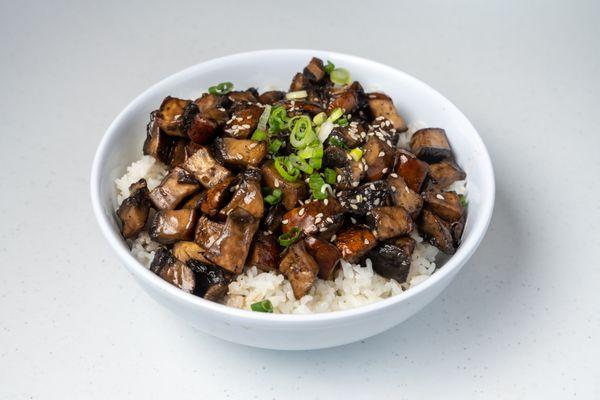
[1,1,598,398]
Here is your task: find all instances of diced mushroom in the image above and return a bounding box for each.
[279,241,319,299]
[194,93,226,113]
[204,207,259,274]
[187,259,233,301]
[194,216,224,249]
[367,206,413,240]
[172,241,213,265]
[279,100,324,116]
[394,150,429,193]
[247,233,280,272]
[227,90,258,105]
[150,248,196,293]
[187,113,218,144]
[327,86,359,114]
[143,116,175,164]
[261,161,308,210]
[261,203,286,232]
[330,122,367,148]
[220,170,264,220]
[367,93,407,132]
[182,145,231,189]
[117,179,150,239]
[258,90,286,105]
[169,139,188,167]
[423,191,464,222]
[214,137,268,167]
[224,104,263,139]
[323,146,365,190]
[290,72,308,91]
[180,191,205,210]
[386,175,423,218]
[410,128,452,163]
[337,180,390,216]
[427,160,466,189]
[149,208,198,244]
[367,237,415,282]
[335,227,377,263]
[148,167,201,210]
[304,236,341,280]
[303,57,326,83]
[281,197,344,239]
[199,176,235,217]
[155,96,191,137]
[418,209,455,254]
[363,136,395,181]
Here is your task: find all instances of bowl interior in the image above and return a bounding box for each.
[92,49,494,319]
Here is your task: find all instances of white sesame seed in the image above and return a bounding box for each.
[352,181,359,187]
[400,155,408,163]
[436,194,445,200]
[382,168,388,174]
[391,186,397,192]
[405,186,410,193]
[364,238,370,245]
[298,208,305,216]
[326,217,333,223]
[374,198,380,206]
[350,204,358,210]
[390,173,398,178]
[369,183,376,190]
[336,175,342,183]
[351,217,357,223]
[324,198,329,205]
[319,227,327,232]
[378,151,385,157]
[330,234,337,242]
[274,180,280,188]
[282,219,289,224]
[315,213,324,218]
[315,217,322,224]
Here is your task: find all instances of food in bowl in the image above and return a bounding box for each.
[114,57,468,314]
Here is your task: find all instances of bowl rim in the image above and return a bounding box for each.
[90,49,495,324]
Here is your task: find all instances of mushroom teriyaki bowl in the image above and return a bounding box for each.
[91,50,494,349]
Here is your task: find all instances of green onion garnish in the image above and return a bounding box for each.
[324,60,335,74]
[349,148,363,161]
[278,227,301,248]
[208,82,234,95]
[337,118,349,127]
[257,104,272,131]
[330,68,351,86]
[268,138,283,154]
[297,142,323,160]
[268,106,289,134]
[313,112,327,126]
[308,173,328,200]
[289,116,316,149]
[459,194,468,208]
[264,188,283,205]
[251,299,273,313]
[327,107,344,123]
[274,156,300,182]
[285,90,308,100]
[288,154,313,174]
[251,129,268,141]
[328,136,348,149]
[308,157,322,170]
[323,168,337,184]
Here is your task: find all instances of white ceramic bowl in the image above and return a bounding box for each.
[91,49,494,350]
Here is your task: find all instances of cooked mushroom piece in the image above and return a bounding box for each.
[224,104,263,139]
[194,93,226,113]
[148,167,201,210]
[410,128,452,163]
[303,57,326,83]
[427,160,466,189]
[386,175,423,218]
[194,216,224,249]
[261,203,286,232]
[143,116,175,164]
[219,170,264,220]
[150,248,196,293]
[187,260,233,301]
[258,90,285,105]
[367,92,407,132]
[247,232,280,272]
[149,208,198,244]
[180,191,205,210]
[394,150,429,193]
[367,206,414,240]
[337,180,390,216]
[181,145,231,189]
[155,96,191,137]
[363,136,395,181]
[279,241,319,299]
[367,237,415,282]
[199,176,235,217]
[327,86,359,114]
[323,146,365,190]
[423,191,464,222]
[214,137,268,167]
[169,138,188,167]
[290,72,308,91]
[204,207,259,274]
[334,227,377,263]
[304,236,341,280]
[281,197,344,239]
[172,241,213,265]
[187,113,218,144]
[227,90,258,105]
[279,100,324,116]
[330,122,367,148]
[117,179,150,239]
[261,161,308,210]
[418,209,455,254]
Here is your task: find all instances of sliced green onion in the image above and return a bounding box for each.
[285,90,308,100]
[324,60,335,74]
[268,106,289,134]
[251,299,273,313]
[328,107,344,123]
[264,188,282,205]
[459,194,468,208]
[268,138,283,154]
[328,136,348,149]
[330,68,351,85]
[208,82,234,95]
[313,112,327,126]
[251,129,268,141]
[289,116,316,149]
[308,157,322,170]
[297,142,323,159]
[317,120,334,143]
[274,156,300,182]
[288,154,313,174]
[308,173,328,200]
[336,118,349,127]
[257,104,271,131]
[349,147,363,161]
[278,227,301,247]
[323,168,337,184]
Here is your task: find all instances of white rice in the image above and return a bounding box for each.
[117,118,466,314]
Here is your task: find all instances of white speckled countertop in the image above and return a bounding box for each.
[1,1,598,398]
